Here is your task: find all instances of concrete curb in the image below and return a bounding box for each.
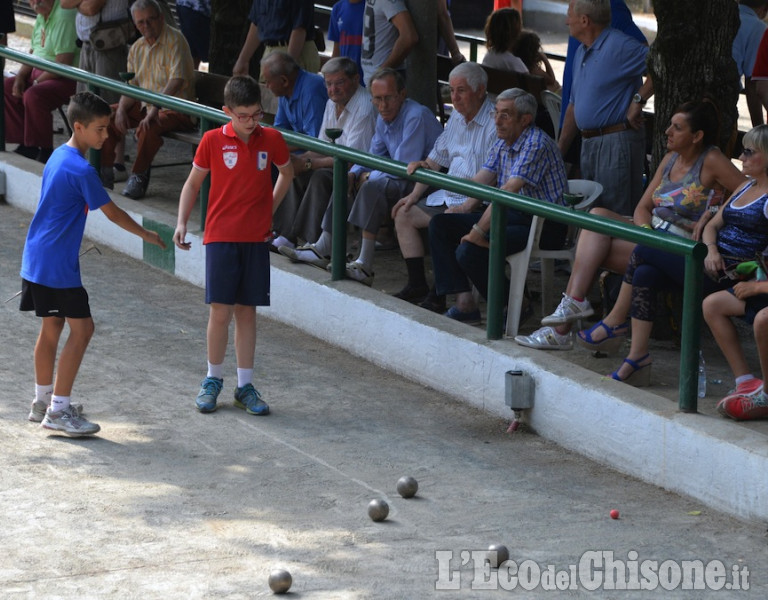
[3,153,766,521]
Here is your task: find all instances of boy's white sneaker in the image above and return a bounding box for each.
[40,407,100,437]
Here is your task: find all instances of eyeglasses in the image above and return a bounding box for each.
[490,109,514,122]
[371,94,399,105]
[742,147,758,158]
[234,110,264,123]
[325,76,350,89]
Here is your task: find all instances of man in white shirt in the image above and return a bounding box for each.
[271,57,377,249]
[390,61,497,305]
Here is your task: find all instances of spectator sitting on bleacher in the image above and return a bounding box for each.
[327,0,364,84]
[514,30,561,94]
[481,7,527,74]
[428,88,567,325]
[232,0,319,79]
[98,0,196,199]
[280,68,442,286]
[271,57,376,253]
[515,99,745,351]
[261,51,327,143]
[4,0,78,164]
[605,125,768,386]
[389,61,496,307]
[705,281,768,421]
[360,0,418,87]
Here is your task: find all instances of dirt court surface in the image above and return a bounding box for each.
[1,202,767,599]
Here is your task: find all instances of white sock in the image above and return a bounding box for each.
[237,368,253,388]
[51,395,70,413]
[313,231,332,256]
[735,374,756,386]
[357,238,376,270]
[207,362,224,379]
[35,383,53,404]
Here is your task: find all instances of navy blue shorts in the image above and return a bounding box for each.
[19,279,91,318]
[205,242,270,306]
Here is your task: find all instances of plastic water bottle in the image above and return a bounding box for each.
[698,351,707,398]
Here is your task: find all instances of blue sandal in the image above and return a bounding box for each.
[609,354,652,387]
[577,320,629,353]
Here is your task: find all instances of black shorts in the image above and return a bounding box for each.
[19,279,91,318]
[742,292,768,325]
[205,242,270,306]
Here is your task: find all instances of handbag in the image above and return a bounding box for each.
[89,18,136,51]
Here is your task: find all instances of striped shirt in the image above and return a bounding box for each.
[425,97,497,207]
[127,24,195,104]
[482,125,567,208]
[318,85,377,151]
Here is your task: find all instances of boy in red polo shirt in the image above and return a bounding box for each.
[173,76,292,415]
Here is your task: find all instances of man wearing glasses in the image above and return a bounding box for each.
[272,57,377,252]
[99,0,195,199]
[281,67,442,286]
[428,88,568,324]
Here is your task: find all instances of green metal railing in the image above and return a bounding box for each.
[0,47,706,412]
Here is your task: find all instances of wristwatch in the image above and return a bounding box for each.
[632,93,646,105]
[304,157,312,171]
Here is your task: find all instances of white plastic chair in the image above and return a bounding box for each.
[541,90,562,141]
[505,179,603,337]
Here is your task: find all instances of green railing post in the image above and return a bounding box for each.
[0,69,5,152]
[486,202,507,339]
[678,247,707,412]
[331,156,348,280]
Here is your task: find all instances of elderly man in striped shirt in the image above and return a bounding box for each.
[389,61,496,306]
[428,88,568,324]
[99,0,196,199]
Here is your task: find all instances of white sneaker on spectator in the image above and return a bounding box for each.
[541,293,593,326]
[514,326,573,350]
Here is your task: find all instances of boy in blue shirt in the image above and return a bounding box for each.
[20,91,166,437]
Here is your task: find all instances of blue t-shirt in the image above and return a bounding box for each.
[560,0,646,127]
[328,0,365,84]
[274,69,328,137]
[21,145,111,288]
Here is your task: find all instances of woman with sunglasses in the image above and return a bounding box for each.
[608,124,768,385]
[516,99,745,351]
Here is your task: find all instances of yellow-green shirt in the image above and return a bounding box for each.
[127,24,195,105]
[31,0,79,65]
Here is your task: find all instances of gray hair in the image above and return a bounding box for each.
[261,51,299,77]
[448,62,488,93]
[496,87,537,118]
[131,0,161,17]
[321,57,360,80]
[369,67,405,92]
[743,124,768,157]
[573,0,611,26]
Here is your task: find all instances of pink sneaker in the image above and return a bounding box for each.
[717,387,768,421]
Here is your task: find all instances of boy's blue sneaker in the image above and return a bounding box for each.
[196,377,223,413]
[233,383,270,415]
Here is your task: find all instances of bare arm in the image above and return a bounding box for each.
[286,27,307,62]
[436,0,464,64]
[272,161,294,214]
[173,166,209,248]
[100,201,167,248]
[632,153,672,226]
[382,11,418,70]
[626,76,653,130]
[558,103,577,157]
[446,168,496,215]
[746,77,766,127]
[233,23,262,76]
[461,176,526,248]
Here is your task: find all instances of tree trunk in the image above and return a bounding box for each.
[209,0,256,77]
[648,0,739,170]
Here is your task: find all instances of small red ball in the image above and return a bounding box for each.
[610,509,620,520]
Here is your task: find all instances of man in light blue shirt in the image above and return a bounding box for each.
[733,0,768,126]
[281,68,442,286]
[559,0,652,217]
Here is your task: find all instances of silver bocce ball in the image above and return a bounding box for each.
[367,498,389,522]
[268,569,292,594]
[396,476,419,498]
[487,544,509,568]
